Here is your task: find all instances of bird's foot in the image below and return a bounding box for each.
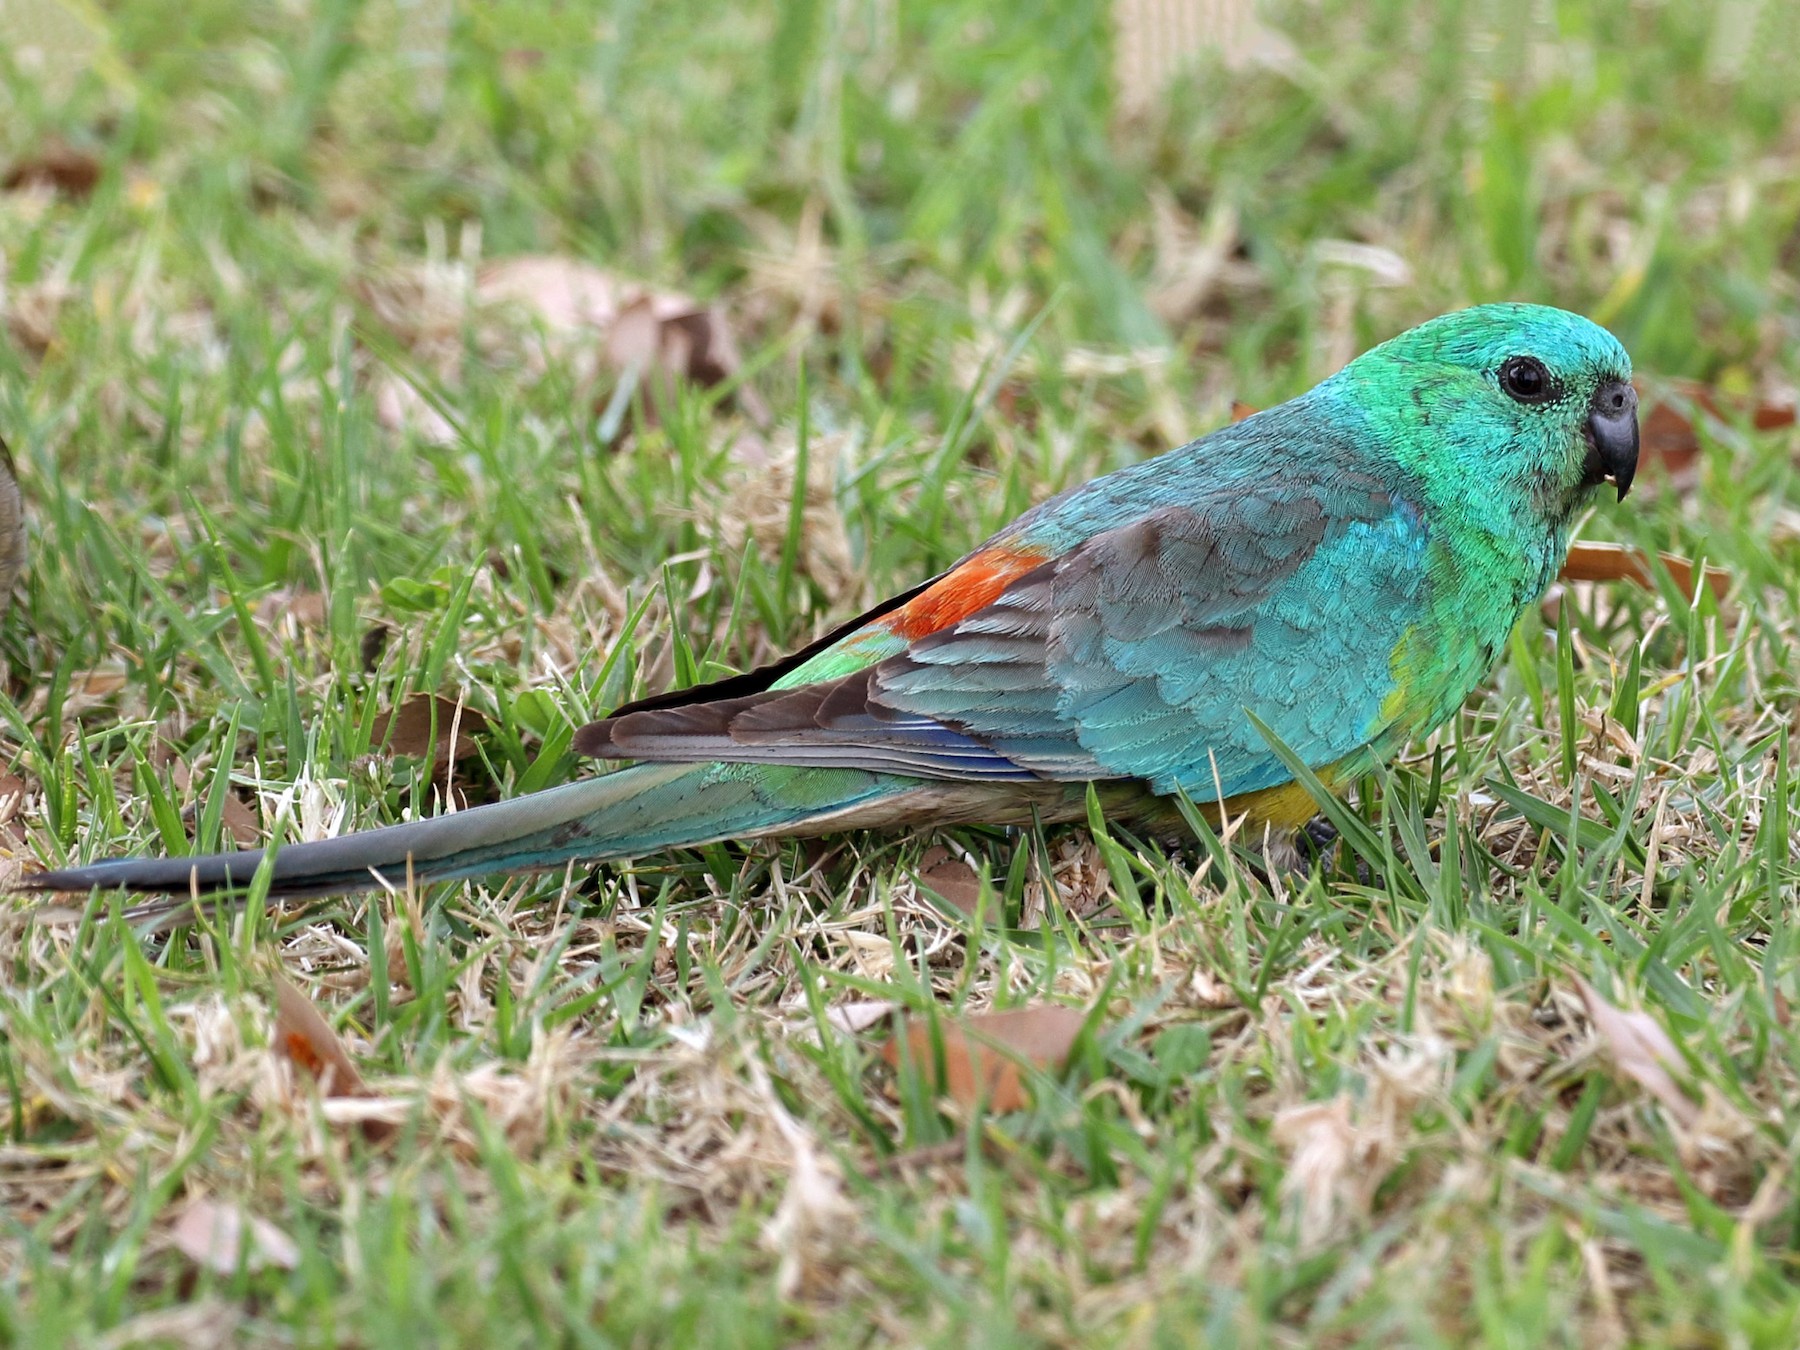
[1301,816,1339,857]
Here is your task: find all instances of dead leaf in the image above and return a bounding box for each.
[1643,380,1789,462]
[602,294,760,421]
[148,716,188,770]
[1634,378,1797,491]
[179,794,260,846]
[1640,397,1702,484]
[475,255,623,331]
[916,846,983,915]
[1574,975,1698,1127]
[371,693,487,765]
[661,306,747,390]
[3,276,73,357]
[58,666,130,717]
[3,141,101,198]
[73,667,128,697]
[360,624,392,672]
[219,795,260,845]
[476,256,767,424]
[604,295,663,375]
[272,972,367,1097]
[883,1005,1087,1112]
[169,1199,300,1275]
[1560,541,1729,603]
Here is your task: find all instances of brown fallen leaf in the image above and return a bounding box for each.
[371,693,487,766]
[360,624,393,672]
[883,1005,1087,1112]
[272,972,367,1097]
[475,255,767,425]
[603,295,663,378]
[475,254,623,332]
[1573,975,1698,1127]
[916,845,983,915]
[147,716,188,769]
[3,141,101,198]
[1560,541,1729,603]
[647,302,745,390]
[72,667,128,697]
[1639,397,1702,484]
[169,1199,300,1275]
[55,665,130,718]
[178,793,261,846]
[221,795,259,844]
[1636,377,1796,485]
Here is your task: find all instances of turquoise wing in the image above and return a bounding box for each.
[876,472,1428,795]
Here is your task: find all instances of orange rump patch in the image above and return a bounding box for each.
[880,545,1050,641]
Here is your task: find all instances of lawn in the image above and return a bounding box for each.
[2,0,1799,1343]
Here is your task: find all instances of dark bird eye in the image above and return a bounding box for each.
[1498,356,1557,404]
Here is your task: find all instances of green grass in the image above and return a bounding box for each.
[3,0,1800,1342]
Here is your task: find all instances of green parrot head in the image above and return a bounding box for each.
[1330,303,1638,527]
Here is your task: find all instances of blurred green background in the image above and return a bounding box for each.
[4,1,1800,1344]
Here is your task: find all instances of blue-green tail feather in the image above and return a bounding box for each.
[24,763,921,899]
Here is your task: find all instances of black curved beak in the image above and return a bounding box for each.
[1584,379,1639,501]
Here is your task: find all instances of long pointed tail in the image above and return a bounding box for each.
[22,762,925,900]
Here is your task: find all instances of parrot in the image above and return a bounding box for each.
[23,303,1639,902]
